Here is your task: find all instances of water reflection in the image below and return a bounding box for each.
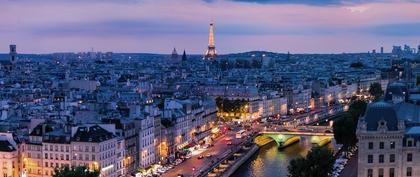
[231,137,335,177]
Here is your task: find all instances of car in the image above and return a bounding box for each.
[177,174,184,177]
[157,168,166,173]
[205,153,212,158]
[185,154,192,159]
[197,155,204,159]
[227,141,233,145]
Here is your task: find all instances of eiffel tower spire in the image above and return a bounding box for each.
[204,22,217,60]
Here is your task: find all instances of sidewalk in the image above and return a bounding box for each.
[339,153,358,177]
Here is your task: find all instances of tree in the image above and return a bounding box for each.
[350,62,363,68]
[288,147,335,177]
[53,166,99,177]
[333,100,367,149]
[417,76,420,86]
[288,157,307,177]
[369,82,384,100]
[348,100,367,119]
[333,113,357,148]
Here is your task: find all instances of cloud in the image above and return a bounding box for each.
[30,20,206,38]
[369,23,420,36]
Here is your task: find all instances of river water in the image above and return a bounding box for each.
[231,136,336,177]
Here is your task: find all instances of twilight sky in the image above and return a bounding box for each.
[1,0,420,54]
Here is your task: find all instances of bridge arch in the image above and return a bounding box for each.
[254,133,299,147]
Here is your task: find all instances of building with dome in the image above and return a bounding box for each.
[357,82,420,177]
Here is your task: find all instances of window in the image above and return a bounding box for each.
[44,153,48,159]
[368,155,373,163]
[378,168,383,177]
[390,141,395,149]
[407,153,413,162]
[368,142,373,149]
[367,169,373,177]
[390,154,395,163]
[379,142,384,149]
[407,167,412,176]
[379,154,384,163]
[389,168,394,177]
[407,140,413,147]
[45,162,48,167]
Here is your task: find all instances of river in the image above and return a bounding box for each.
[231,136,336,177]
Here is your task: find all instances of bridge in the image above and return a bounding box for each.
[254,125,334,148]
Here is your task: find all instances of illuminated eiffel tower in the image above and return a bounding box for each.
[204,22,217,60]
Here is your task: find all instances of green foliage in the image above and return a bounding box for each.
[368,82,384,100]
[53,166,99,177]
[288,147,335,177]
[417,76,420,86]
[333,113,357,148]
[350,62,363,68]
[348,100,367,118]
[333,100,367,149]
[215,97,248,113]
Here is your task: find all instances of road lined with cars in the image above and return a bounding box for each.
[161,104,345,177]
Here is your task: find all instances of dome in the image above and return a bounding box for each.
[364,101,399,131]
[384,82,408,102]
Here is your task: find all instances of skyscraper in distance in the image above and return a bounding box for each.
[418,45,420,54]
[204,22,217,60]
[9,44,17,64]
[381,47,384,54]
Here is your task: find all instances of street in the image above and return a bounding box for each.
[162,104,344,177]
[339,153,358,177]
[162,127,243,177]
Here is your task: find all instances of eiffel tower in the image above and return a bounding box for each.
[204,22,217,60]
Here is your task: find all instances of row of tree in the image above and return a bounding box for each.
[215,97,249,113]
[53,166,99,177]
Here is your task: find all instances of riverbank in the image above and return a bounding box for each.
[220,145,259,177]
[231,137,338,177]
